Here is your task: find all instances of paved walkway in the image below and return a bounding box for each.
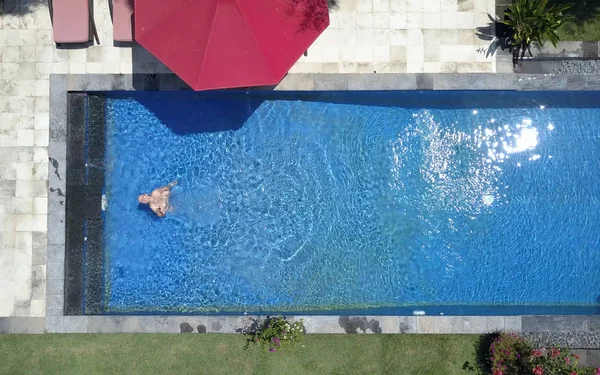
[0,0,497,318]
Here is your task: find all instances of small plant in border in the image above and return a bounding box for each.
[248,316,304,352]
[501,0,572,59]
[530,347,588,375]
[489,333,533,375]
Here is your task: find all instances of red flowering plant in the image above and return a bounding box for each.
[529,347,583,375]
[490,333,533,375]
[247,316,304,353]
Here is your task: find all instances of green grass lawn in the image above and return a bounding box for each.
[557,17,600,41]
[552,0,600,40]
[0,334,486,375]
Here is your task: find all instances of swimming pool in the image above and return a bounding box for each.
[93,90,600,315]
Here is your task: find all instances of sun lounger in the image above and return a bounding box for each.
[52,0,92,43]
[112,0,134,42]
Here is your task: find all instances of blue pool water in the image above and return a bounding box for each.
[102,91,600,314]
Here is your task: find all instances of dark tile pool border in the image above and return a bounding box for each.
[39,73,600,340]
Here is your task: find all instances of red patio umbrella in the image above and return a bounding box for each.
[134,0,330,91]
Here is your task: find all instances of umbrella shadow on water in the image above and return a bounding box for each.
[131,89,267,135]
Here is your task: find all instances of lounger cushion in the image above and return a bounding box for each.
[113,0,134,42]
[52,0,90,43]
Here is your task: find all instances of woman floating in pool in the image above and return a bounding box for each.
[137,181,177,217]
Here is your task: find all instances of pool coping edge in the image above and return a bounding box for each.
[37,73,600,338]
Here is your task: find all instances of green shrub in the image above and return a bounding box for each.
[502,0,572,56]
[530,347,600,375]
[247,316,304,353]
[489,333,533,375]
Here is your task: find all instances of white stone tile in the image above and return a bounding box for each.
[102,47,122,63]
[390,29,407,45]
[390,0,406,12]
[120,47,133,62]
[0,113,19,130]
[373,12,390,28]
[440,12,457,28]
[357,13,374,29]
[15,180,33,197]
[17,129,35,147]
[474,12,492,28]
[440,29,458,44]
[102,63,120,74]
[357,0,373,12]
[390,13,406,29]
[0,215,17,233]
[440,45,458,61]
[0,164,17,180]
[69,62,87,74]
[3,30,20,47]
[52,62,70,74]
[474,0,493,13]
[35,63,52,80]
[32,215,47,232]
[35,80,49,97]
[13,197,33,215]
[30,299,45,317]
[36,30,54,46]
[32,181,46,198]
[440,62,457,72]
[15,231,32,249]
[0,300,15,317]
[373,29,390,45]
[456,45,476,61]
[321,47,341,63]
[19,30,37,46]
[407,0,423,11]
[356,29,374,46]
[1,63,20,80]
[456,12,474,29]
[18,114,35,130]
[34,10,53,30]
[407,45,424,62]
[2,47,20,63]
[0,283,15,302]
[14,268,32,300]
[19,63,36,80]
[0,131,18,147]
[336,0,356,11]
[423,12,441,29]
[328,12,340,29]
[120,63,133,74]
[406,61,424,72]
[321,63,339,73]
[33,197,47,215]
[34,113,49,130]
[35,96,49,113]
[68,48,88,63]
[441,0,458,11]
[424,0,441,12]
[33,148,48,164]
[373,46,391,62]
[407,29,424,46]
[406,12,423,28]
[424,62,442,72]
[373,0,390,12]
[16,165,34,181]
[339,62,357,73]
[36,46,54,63]
[355,46,374,62]
[34,130,49,147]
[338,12,357,29]
[53,48,70,63]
